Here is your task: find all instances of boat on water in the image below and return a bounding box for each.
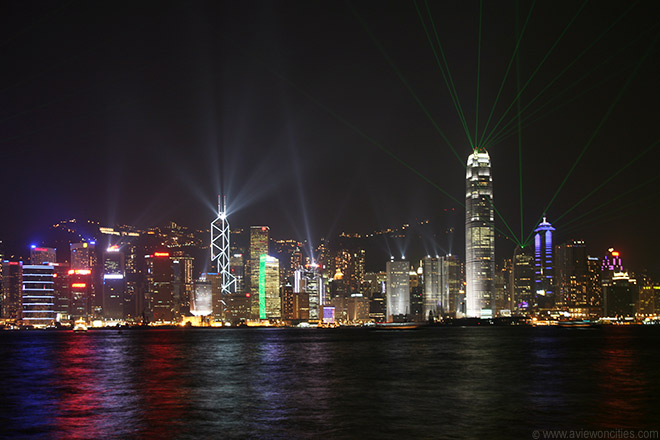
[557,319,601,328]
[374,322,422,330]
[73,320,88,332]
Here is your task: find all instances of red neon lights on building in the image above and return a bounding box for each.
[154,252,170,257]
[611,251,620,257]
[68,269,91,275]
[71,283,87,288]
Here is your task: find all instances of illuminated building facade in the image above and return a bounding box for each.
[294,264,324,320]
[409,267,423,320]
[70,242,96,270]
[586,256,602,312]
[145,252,174,322]
[346,294,370,322]
[494,261,511,316]
[22,264,56,327]
[422,256,441,319]
[171,252,194,317]
[191,279,213,317]
[230,254,245,294]
[386,259,410,320]
[534,217,556,309]
[281,282,294,319]
[102,247,125,319]
[249,226,269,318]
[465,151,494,318]
[555,240,589,311]
[259,255,280,319]
[601,249,636,317]
[602,272,638,317]
[445,256,463,316]
[512,245,534,313]
[1,261,22,320]
[30,246,56,264]
[211,196,236,296]
[68,268,92,319]
[53,263,70,319]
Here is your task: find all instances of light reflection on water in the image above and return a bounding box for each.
[1,327,659,439]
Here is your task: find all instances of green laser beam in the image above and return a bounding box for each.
[557,179,659,237]
[481,0,588,147]
[484,61,632,149]
[423,0,474,150]
[478,0,536,148]
[413,0,474,148]
[250,52,465,208]
[540,30,660,222]
[486,195,523,247]
[484,1,640,146]
[261,62,527,246]
[554,137,660,224]
[475,0,483,148]
[515,0,524,245]
[558,174,660,232]
[349,1,466,168]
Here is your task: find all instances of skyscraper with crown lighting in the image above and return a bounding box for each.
[534,217,555,309]
[465,150,494,318]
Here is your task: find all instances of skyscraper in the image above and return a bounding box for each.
[70,242,96,270]
[512,245,534,313]
[30,246,56,264]
[386,259,410,320]
[422,256,441,319]
[22,264,56,327]
[145,252,174,322]
[534,217,556,309]
[1,261,22,320]
[102,246,125,320]
[465,151,494,318]
[555,240,588,312]
[259,255,280,319]
[294,264,323,320]
[249,226,269,318]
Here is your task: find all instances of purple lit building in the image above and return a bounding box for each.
[534,217,555,310]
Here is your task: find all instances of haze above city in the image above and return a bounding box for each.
[2,1,659,273]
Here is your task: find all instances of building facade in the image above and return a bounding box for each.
[465,151,494,318]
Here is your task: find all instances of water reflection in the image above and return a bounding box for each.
[1,327,659,438]
[595,329,649,428]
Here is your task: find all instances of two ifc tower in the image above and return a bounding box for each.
[465,150,495,318]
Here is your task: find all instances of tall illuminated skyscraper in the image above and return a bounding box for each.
[249,226,269,318]
[22,263,56,327]
[386,259,410,320]
[259,255,280,319]
[102,246,125,319]
[465,151,494,318]
[534,217,555,309]
[512,245,534,313]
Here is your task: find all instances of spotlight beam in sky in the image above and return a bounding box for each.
[414,0,473,148]
[483,1,641,148]
[539,31,660,224]
[349,1,466,168]
[481,0,588,147]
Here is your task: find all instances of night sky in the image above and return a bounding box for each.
[2,1,660,273]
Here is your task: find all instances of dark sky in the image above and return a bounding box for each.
[2,1,660,273]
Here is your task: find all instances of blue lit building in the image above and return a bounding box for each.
[534,217,555,309]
